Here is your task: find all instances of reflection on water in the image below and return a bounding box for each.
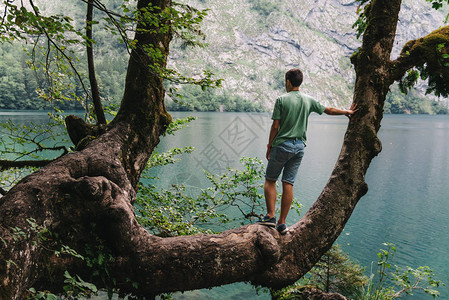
[1,111,448,299]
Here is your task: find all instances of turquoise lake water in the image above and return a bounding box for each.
[1,111,448,299]
[151,112,449,300]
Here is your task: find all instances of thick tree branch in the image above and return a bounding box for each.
[111,0,172,187]
[351,0,402,129]
[390,26,449,94]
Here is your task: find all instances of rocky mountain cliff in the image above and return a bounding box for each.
[168,0,448,109]
[2,0,447,112]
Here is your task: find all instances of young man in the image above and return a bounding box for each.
[259,68,358,234]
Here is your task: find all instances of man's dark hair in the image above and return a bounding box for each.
[285,69,303,87]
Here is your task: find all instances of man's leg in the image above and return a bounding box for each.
[278,140,304,226]
[278,181,293,225]
[264,179,277,218]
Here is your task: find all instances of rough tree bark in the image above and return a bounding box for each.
[0,0,447,299]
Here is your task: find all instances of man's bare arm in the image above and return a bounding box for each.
[324,103,358,118]
[266,119,280,160]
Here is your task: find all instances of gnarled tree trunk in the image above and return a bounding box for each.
[2,0,439,298]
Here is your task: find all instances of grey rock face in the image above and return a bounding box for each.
[168,0,448,109]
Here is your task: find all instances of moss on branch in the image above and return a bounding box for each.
[391,26,449,96]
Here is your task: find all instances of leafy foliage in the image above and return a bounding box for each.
[147,146,195,169]
[0,118,68,161]
[272,244,367,299]
[28,271,98,300]
[353,0,371,39]
[136,157,269,236]
[82,230,117,299]
[163,115,197,135]
[0,115,70,191]
[274,243,443,300]
[62,271,98,298]
[398,33,449,98]
[0,0,93,110]
[425,0,449,11]
[354,243,444,299]
[27,288,58,300]
[303,244,367,296]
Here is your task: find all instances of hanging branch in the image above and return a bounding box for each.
[0,159,54,171]
[0,119,69,170]
[86,0,106,125]
[79,0,135,53]
[28,0,90,106]
[1,1,10,26]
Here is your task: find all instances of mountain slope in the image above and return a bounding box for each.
[168,0,448,110]
[0,0,447,111]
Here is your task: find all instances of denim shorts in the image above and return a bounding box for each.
[265,139,305,185]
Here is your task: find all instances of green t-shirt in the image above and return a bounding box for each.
[271,91,326,147]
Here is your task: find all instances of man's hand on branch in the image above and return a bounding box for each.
[345,103,359,119]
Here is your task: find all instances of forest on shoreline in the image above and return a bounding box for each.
[1,39,448,114]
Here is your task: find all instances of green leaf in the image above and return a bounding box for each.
[76,275,98,292]
[46,294,58,300]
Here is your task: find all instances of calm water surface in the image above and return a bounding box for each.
[1,111,448,299]
[152,112,449,300]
